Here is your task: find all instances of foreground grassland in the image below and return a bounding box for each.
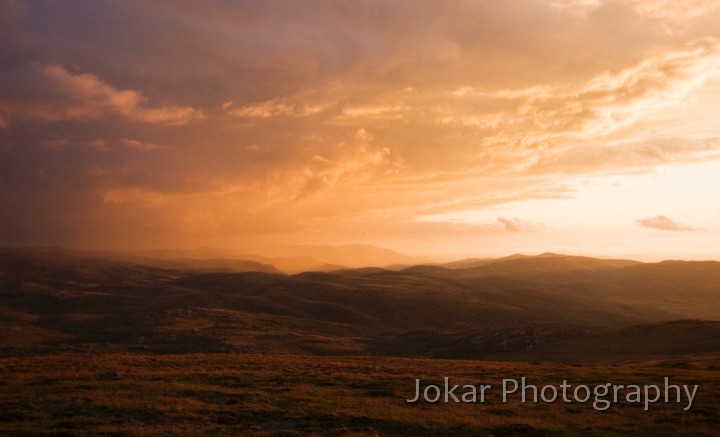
[1,353,719,436]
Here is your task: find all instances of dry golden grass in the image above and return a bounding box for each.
[1,353,719,436]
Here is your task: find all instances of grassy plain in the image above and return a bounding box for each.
[1,352,719,436]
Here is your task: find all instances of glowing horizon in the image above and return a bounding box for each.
[1,0,720,261]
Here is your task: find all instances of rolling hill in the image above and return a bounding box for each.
[1,248,719,361]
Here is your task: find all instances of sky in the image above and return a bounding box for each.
[1,0,720,261]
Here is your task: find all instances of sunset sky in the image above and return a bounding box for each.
[2,0,720,260]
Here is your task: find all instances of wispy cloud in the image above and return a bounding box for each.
[229,100,295,118]
[0,65,204,125]
[120,138,167,151]
[497,217,540,232]
[636,215,700,231]
[341,105,408,120]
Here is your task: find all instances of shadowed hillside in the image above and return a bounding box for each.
[1,248,719,361]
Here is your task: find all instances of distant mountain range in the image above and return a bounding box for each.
[0,244,431,274]
[1,246,719,361]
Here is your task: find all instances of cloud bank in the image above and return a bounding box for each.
[1,0,719,257]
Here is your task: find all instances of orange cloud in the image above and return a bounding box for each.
[120,138,167,151]
[626,0,719,20]
[341,105,408,120]
[292,145,392,201]
[230,100,295,118]
[102,187,174,208]
[1,65,204,125]
[2,1,720,258]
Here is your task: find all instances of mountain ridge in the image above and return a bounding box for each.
[2,247,719,361]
